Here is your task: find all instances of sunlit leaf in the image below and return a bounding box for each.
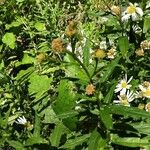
[34,22,46,31]
[2,32,16,49]
[118,36,129,57]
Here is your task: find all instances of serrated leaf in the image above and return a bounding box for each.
[100,56,120,83]
[50,122,69,147]
[59,134,90,149]
[2,33,16,49]
[26,136,48,146]
[7,140,25,150]
[88,130,106,150]
[111,134,150,147]
[29,73,52,99]
[34,22,46,31]
[108,105,150,119]
[99,107,113,130]
[118,36,129,57]
[53,80,78,130]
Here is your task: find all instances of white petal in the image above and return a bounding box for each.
[115,87,121,93]
[127,76,133,83]
[136,7,143,16]
[122,14,130,22]
[113,100,120,103]
[129,2,134,6]
[132,13,138,21]
[120,88,126,95]
[139,85,146,92]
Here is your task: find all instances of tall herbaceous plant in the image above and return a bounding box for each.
[0,0,150,149]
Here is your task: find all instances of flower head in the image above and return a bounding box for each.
[51,38,65,53]
[115,74,133,94]
[140,40,150,50]
[16,116,27,125]
[85,84,95,95]
[122,3,143,22]
[145,102,150,111]
[114,90,136,106]
[139,81,150,98]
[111,5,121,16]
[135,48,144,56]
[107,48,117,59]
[93,49,106,59]
[65,20,77,37]
[16,116,33,129]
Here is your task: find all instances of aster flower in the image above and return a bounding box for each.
[122,3,143,22]
[16,116,27,125]
[139,81,150,98]
[115,74,133,94]
[114,90,136,106]
[15,116,33,129]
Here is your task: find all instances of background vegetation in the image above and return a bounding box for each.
[0,0,150,149]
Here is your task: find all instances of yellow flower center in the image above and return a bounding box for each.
[121,99,129,106]
[127,5,136,14]
[94,49,106,59]
[143,90,150,97]
[121,81,127,88]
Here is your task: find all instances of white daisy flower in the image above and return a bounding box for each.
[16,116,27,125]
[139,81,150,98]
[122,3,143,22]
[115,74,133,94]
[114,90,136,106]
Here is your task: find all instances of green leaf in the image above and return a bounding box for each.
[88,130,106,150]
[50,122,69,147]
[99,107,113,130]
[108,105,150,119]
[5,21,22,30]
[143,17,150,33]
[53,80,78,130]
[34,22,46,31]
[64,54,89,83]
[33,112,41,137]
[21,53,35,64]
[2,33,16,49]
[118,36,129,57]
[103,81,117,103]
[7,140,25,150]
[26,136,48,146]
[131,122,150,134]
[100,56,120,83]
[111,134,150,147]
[59,134,90,149]
[29,73,52,99]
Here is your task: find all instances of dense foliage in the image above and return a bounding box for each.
[0,0,150,149]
